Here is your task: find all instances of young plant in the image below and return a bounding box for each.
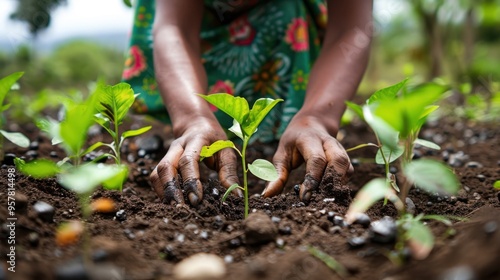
[92,82,152,190]
[345,79,461,260]
[198,93,282,218]
[0,72,30,161]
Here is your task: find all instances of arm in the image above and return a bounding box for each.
[150,0,240,206]
[263,0,373,201]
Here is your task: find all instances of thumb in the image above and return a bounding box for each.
[262,156,291,198]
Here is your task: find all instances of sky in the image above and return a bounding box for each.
[0,0,134,52]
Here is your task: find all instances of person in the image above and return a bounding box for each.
[122,0,373,206]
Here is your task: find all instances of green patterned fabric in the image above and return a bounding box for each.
[123,0,328,142]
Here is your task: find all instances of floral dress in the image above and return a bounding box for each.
[123,0,328,142]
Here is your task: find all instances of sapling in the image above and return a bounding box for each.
[198,93,282,218]
[344,79,461,260]
[0,72,30,161]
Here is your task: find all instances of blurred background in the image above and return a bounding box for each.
[1,0,499,121]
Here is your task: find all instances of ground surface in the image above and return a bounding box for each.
[1,117,499,280]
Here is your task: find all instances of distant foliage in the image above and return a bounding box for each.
[10,0,67,36]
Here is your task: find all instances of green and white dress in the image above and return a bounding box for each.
[123,0,328,142]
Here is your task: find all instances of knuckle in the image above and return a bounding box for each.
[179,154,197,168]
[309,155,327,169]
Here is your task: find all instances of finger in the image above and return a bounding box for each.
[324,139,352,184]
[178,141,205,206]
[215,148,242,197]
[150,143,184,205]
[262,145,292,198]
[298,138,327,203]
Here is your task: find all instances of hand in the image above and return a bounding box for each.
[261,114,353,202]
[150,118,241,206]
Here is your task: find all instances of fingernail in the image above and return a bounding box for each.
[301,191,311,203]
[188,192,199,206]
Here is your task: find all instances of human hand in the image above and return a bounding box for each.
[150,118,241,206]
[261,114,353,202]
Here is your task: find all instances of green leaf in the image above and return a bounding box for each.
[367,78,408,104]
[0,130,29,148]
[94,82,136,125]
[375,145,404,164]
[123,0,132,7]
[345,101,364,120]
[0,72,24,107]
[363,106,399,150]
[493,180,500,189]
[122,126,152,139]
[81,142,105,156]
[36,118,63,145]
[58,163,123,194]
[228,119,244,140]
[200,140,236,161]
[15,158,60,179]
[414,138,440,150]
[221,183,242,203]
[248,159,278,182]
[198,93,250,126]
[404,159,459,195]
[242,98,283,136]
[405,220,434,260]
[421,215,453,226]
[307,246,349,278]
[102,164,129,191]
[345,178,394,223]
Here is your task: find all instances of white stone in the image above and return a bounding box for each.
[173,253,226,279]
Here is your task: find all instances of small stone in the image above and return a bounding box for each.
[278,225,292,235]
[55,258,89,280]
[127,154,136,163]
[329,226,342,234]
[327,211,336,222]
[137,149,146,158]
[211,188,220,199]
[370,216,397,244]
[92,249,109,262]
[135,135,163,154]
[33,201,55,222]
[173,253,226,279]
[271,216,281,223]
[333,216,347,228]
[440,265,475,280]
[427,201,433,206]
[140,168,149,176]
[176,233,185,243]
[294,202,306,208]
[352,213,371,228]
[323,198,335,203]
[483,221,498,235]
[465,161,483,168]
[123,229,135,240]
[405,197,416,215]
[276,238,285,248]
[3,153,16,165]
[293,184,300,195]
[87,124,102,137]
[29,141,39,150]
[228,238,241,248]
[244,211,278,245]
[473,192,481,200]
[225,225,234,233]
[348,236,367,248]
[412,150,422,159]
[213,215,224,230]
[200,231,209,240]
[389,166,398,173]
[185,224,198,231]
[28,232,39,247]
[319,209,326,215]
[50,151,58,158]
[224,255,234,264]
[351,158,360,166]
[476,174,486,182]
[164,245,177,261]
[115,210,127,221]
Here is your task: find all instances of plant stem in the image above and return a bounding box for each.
[345,143,379,152]
[241,138,250,218]
[0,136,4,163]
[114,121,121,164]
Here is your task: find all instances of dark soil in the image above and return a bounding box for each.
[1,117,499,280]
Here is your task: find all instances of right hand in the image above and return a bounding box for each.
[150,118,241,206]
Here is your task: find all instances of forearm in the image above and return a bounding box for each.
[297,0,373,135]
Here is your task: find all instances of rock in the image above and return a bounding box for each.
[115,210,126,221]
[276,238,285,248]
[327,211,336,222]
[92,249,109,262]
[28,232,39,247]
[476,174,486,182]
[29,141,39,150]
[3,153,16,166]
[351,158,360,166]
[33,201,55,222]
[348,236,367,248]
[185,223,198,231]
[244,211,277,245]
[465,161,483,168]
[228,238,241,248]
[50,151,59,158]
[173,253,226,279]
[212,215,224,230]
[369,216,397,244]
[123,229,135,240]
[127,154,136,163]
[176,233,185,243]
[278,225,292,235]
[440,265,475,280]
[333,216,347,228]
[271,216,281,223]
[351,213,371,228]
[405,197,416,215]
[323,198,336,203]
[211,188,220,199]
[293,184,300,195]
[199,231,209,240]
[224,255,234,263]
[483,221,498,235]
[329,226,342,234]
[135,135,163,154]
[55,258,89,280]
[389,166,398,173]
[24,150,36,159]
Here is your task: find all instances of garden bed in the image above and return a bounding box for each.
[1,117,499,280]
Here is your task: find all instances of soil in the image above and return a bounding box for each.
[1,116,499,280]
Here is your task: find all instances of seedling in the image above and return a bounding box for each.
[198,93,282,218]
[345,79,461,260]
[92,82,152,190]
[0,72,30,161]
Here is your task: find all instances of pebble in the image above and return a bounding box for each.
[329,226,342,234]
[412,150,422,159]
[323,198,336,203]
[50,151,58,158]
[351,213,371,228]
[28,141,39,150]
[213,215,224,230]
[115,209,127,221]
[465,161,483,168]
[327,211,336,222]
[211,188,220,199]
[244,211,277,245]
[483,221,498,235]
[28,232,39,247]
[348,236,367,248]
[440,265,475,280]
[176,233,185,243]
[140,168,149,176]
[276,238,285,248]
[92,249,109,262]
[199,231,209,240]
[224,255,234,264]
[135,135,163,154]
[406,197,416,215]
[228,238,241,248]
[164,245,177,261]
[173,253,226,279]
[55,258,89,280]
[369,216,397,244]
[473,192,481,200]
[351,158,360,166]
[123,229,135,240]
[448,151,469,167]
[33,201,55,222]
[389,166,398,173]
[127,154,136,163]
[278,225,292,235]
[293,184,300,195]
[333,216,348,228]
[3,153,16,165]
[184,224,198,231]
[476,174,486,182]
[137,149,147,158]
[271,216,281,223]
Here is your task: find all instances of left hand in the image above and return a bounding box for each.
[261,114,353,202]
